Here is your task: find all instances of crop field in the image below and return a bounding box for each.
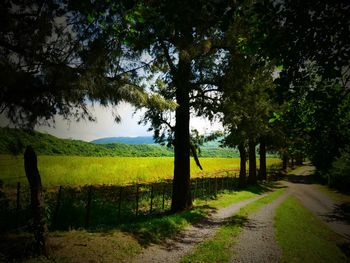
[0,155,281,187]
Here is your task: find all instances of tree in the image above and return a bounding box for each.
[254,0,350,175]
[115,0,245,212]
[221,51,276,185]
[0,0,160,128]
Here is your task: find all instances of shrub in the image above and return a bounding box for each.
[328,146,350,191]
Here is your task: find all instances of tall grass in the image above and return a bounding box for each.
[0,155,281,187]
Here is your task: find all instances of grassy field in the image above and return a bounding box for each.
[275,196,346,263]
[0,155,281,187]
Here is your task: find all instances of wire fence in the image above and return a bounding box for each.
[0,168,282,233]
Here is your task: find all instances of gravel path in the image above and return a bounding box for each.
[131,194,268,263]
[286,166,350,241]
[230,165,350,262]
[132,165,350,263]
[229,190,289,263]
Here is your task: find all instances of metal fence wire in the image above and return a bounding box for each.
[0,168,281,232]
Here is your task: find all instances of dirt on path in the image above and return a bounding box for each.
[229,190,289,263]
[131,194,268,263]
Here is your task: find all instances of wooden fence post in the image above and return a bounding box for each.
[85,186,92,229]
[208,178,211,197]
[215,177,218,198]
[24,146,49,257]
[202,177,205,198]
[162,183,165,210]
[135,185,139,216]
[149,185,154,214]
[16,182,21,211]
[118,187,122,219]
[53,186,62,228]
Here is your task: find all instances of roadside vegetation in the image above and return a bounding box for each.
[1,184,274,262]
[275,196,347,263]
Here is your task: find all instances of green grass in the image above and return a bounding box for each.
[275,196,347,263]
[0,155,281,187]
[1,184,274,262]
[315,184,350,203]
[180,188,286,263]
[120,185,275,246]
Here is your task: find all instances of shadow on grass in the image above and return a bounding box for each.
[286,174,314,184]
[323,202,350,225]
[224,214,249,228]
[118,205,212,246]
[246,181,286,195]
[0,181,282,260]
[0,234,36,262]
[337,242,350,258]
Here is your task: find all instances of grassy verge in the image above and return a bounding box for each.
[2,185,275,262]
[275,196,347,263]
[180,188,286,263]
[121,184,275,245]
[315,184,350,203]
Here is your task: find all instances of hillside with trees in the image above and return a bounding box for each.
[0,128,240,157]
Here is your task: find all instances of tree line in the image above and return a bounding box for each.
[1,0,349,212]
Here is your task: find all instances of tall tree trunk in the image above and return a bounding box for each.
[259,138,267,180]
[24,146,49,257]
[295,154,303,165]
[248,138,257,185]
[282,153,288,171]
[171,56,192,212]
[238,143,246,188]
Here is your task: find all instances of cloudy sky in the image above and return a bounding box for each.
[0,102,223,142]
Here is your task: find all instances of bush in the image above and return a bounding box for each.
[328,146,350,191]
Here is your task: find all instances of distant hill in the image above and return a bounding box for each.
[0,128,172,157]
[91,136,223,147]
[91,136,155,144]
[0,127,239,157]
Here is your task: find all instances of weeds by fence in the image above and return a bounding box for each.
[0,168,282,233]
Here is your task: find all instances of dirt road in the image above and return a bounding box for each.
[131,194,268,263]
[286,166,350,241]
[230,191,289,263]
[132,166,350,263]
[230,165,350,262]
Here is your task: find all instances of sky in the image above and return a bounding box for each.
[0,102,223,142]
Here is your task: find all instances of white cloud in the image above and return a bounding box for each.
[0,102,223,141]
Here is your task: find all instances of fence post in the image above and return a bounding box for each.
[24,146,49,256]
[16,182,21,211]
[202,177,205,198]
[162,183,165,210]
[53,186,62,228]
[118,187,122,219]
[85,186,92,229]
[135,185,139,216]
[191,179,195,200]
[215,177,218,198]
[149,185,154,214]
[208,178,211,197]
